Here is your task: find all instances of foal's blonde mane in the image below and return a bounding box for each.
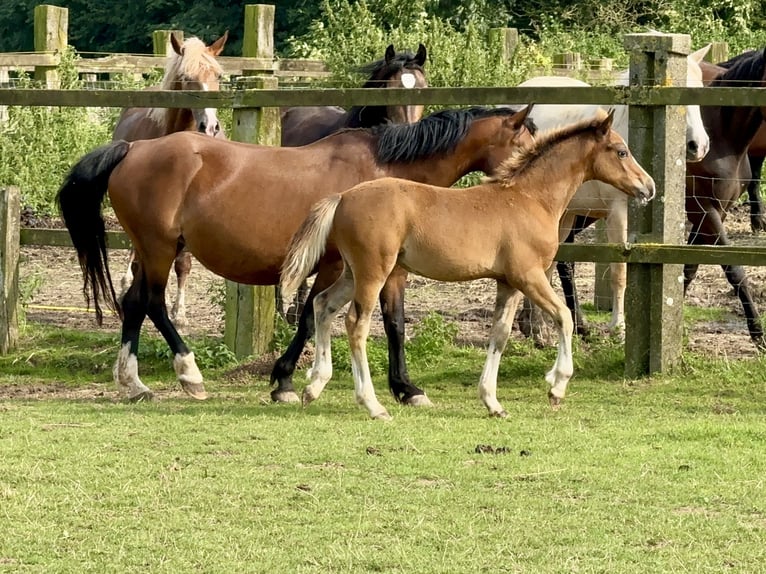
[489,108,610,187]
[160,37,224,89]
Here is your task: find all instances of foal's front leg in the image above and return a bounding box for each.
[478,282,523,417]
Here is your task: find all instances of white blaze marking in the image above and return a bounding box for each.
[401,73,416,89]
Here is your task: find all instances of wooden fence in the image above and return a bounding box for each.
[1,21,764,377]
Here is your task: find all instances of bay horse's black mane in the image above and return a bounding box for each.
[709,47,766,130]
[711,47,766,87]
[372,107,537,164]
[346,44,428,128]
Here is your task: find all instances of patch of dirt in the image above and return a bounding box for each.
[15,203,766,388]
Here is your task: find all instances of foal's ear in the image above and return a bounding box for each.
[209,30,229,56]
[597,108,615,136]
[415,44,427,67]
[385,44,396,65]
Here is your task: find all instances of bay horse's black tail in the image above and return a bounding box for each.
[55,140,131,325]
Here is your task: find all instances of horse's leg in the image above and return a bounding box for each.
[686,209,765,350]
[169,249,191,329]
[747,154,766,232]
[477,282,523,418]
[140,245,206,399]
[347,275,392,420]
[118,248,137,302]
[380,267,432,407]
[605,203,628,338]
[270,259,343,403]
[113,265,153,401]
[556,213,592,338]
[520,268,575,408]
[302,266,355,407]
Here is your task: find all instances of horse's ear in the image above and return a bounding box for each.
[170,33,184,56]
[690,44,712,64]
[385,44,396,64]
[415,44,427,67]
[209,30,229,56]
[598,108,615,135]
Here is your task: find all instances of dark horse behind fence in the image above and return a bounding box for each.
[280,43,427,147]
[113,31,228,329]
[56,105,536,403]
[279,43,427,322]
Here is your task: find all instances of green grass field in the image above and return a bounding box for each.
[1,319,766,573]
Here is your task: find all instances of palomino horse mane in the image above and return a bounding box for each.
[147,36,225,125]
[490,109,611,185]
[368,106,535,164]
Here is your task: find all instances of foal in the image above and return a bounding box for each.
[281,110,655,419]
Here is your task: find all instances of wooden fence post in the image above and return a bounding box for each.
[1,186,20,354]
[0,67,8,123]
[623,33,689,377]
[224,4,279,359]
[153,29,184,57]
[34,4,68,88]
[489,28,519,67]
[704,41,728,64]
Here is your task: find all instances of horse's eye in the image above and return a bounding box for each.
[617,149,629,159]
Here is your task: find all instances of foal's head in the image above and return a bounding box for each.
[163,32,228,137]
[587,110,656,204]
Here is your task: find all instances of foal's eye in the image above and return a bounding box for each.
[617,149,629,159]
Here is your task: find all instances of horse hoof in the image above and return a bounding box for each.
[490,409,508,419]
[548,392,562,410]
[271,389,301,404]
[127,390,154,403]
[302,388,317,407]
[181,381,208,400]
[405,394,434,407]
[372,411,392,421]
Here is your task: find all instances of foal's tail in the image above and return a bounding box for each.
[280,195,343,301]
[55,140,132,325]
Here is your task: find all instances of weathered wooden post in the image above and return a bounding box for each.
[224,4,280,358]
[0,186,20,354]
[152,29,184,57]
[489,28,519,68]
[34,4,68,88]
[703,41,728,64]
[623,33,689,376]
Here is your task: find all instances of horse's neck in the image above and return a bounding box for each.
[707,105,763,156]
[346,105,385,128]
[165,108,196,135]
[513,139,591,215]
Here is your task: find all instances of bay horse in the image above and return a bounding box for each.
[517,44,711,340]
[557,47,766,349]
[279,110,655,419]
[684,47,766,349]
[56,105,536,402]
[114,31,228,329]
[279,43,427,322]
[703,51,766,232]
[281,43,427,147]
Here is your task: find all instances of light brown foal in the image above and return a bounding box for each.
[281,110,656,419]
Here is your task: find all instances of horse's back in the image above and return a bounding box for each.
[281,106,347,147]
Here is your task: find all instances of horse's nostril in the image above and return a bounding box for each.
[215,123,221,133]
[688,140,698,153]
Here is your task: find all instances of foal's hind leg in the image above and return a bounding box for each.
[520,269,575,407]
[270,259,344,403]
[118,248,138,302]
[169,249,192,329]
[478,282,523,418]
[302,267,355,407]
[380,267,432,407]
